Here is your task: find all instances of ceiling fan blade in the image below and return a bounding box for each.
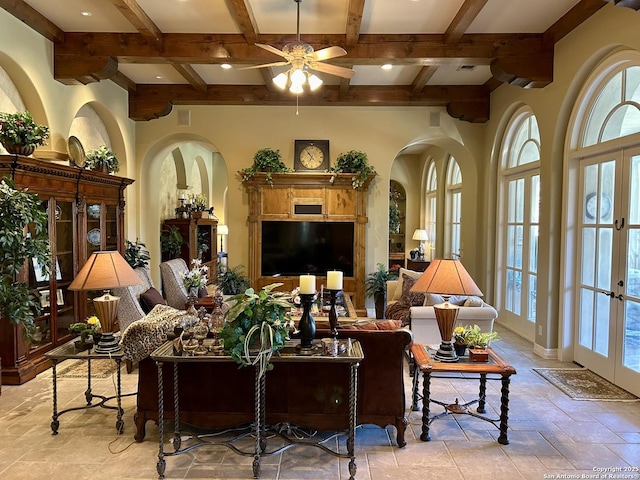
[309,46,347,62]
[239,62,290,70]
[255,43,288,58]
[309,62,355,79]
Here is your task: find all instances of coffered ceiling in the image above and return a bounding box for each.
[2,0,638,122]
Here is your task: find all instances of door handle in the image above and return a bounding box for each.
[616,294,624,301]
[598,290,615,298]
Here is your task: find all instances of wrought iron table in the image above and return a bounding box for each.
[151,338,363,479]
[410,343,517,445]
[44,338,126,435]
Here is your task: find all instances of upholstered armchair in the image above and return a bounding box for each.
[159,258,189,309]
[112,267,155,333]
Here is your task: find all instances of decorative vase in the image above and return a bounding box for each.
[3,143,35,156]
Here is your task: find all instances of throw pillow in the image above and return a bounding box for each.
[391,267,423,302]
[398,273,426,307]
[449,295,468,306]
[424,293,445,306]
[140,287,167,314]
[463,296,484,307]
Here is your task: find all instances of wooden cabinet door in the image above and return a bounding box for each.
[326,188,357,218]
[261,187,290,217]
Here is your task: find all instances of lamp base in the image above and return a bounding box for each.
[94,332,120,354]
[434,341,458,362]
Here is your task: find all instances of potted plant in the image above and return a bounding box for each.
[219,283,294,379]
[329,150,376,189]
[364,263,398,319]
[180,258,209,300]
[389,202,400,234]
[465,324,499,361]
[69,316,102,351]
[240,148,292,186]
[0,177,51,340]
[124,239,150,269]
[86,145,119,174]
[0,111,50,156]
[453,325,471,356]
[216,264,250,295]
[160,225,184,260]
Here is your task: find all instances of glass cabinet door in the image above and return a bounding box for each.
[54,200,76,343]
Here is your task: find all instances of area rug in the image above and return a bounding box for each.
[533,368,638,401]
[57,359,121,379]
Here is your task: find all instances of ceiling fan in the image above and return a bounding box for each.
[244,0,355,92]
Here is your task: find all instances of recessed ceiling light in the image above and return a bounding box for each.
[457,65,476,71]
[221,63,232,70]
[155,75,163,79]
[381,64,393,70]
[80,11,92,17]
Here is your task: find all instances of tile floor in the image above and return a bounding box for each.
[0,327,639,480]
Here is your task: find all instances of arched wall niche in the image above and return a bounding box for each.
[138,134,228,285]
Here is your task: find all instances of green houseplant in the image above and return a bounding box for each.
[216,264,250,295]
[329,150,376,189]
[464,324,500,348]
[0,178,51,340]
[240,148,292,186]
[219,283,294,378]
[160,225,184,260]
[364,263,398,319]
[389,202,400,234]
[86,145,119,174]
[124,239,151,269]
[0,111,50,155]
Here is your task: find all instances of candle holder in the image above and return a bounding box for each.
[297,293,316,352]
[327,289,340,338]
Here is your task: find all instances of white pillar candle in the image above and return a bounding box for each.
[299,274,316,294]
[327,271,343,290]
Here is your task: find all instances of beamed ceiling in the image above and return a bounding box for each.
[2,0,639,122]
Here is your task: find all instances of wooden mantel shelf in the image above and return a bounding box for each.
[242,172,376,189]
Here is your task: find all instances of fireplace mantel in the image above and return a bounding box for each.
[244,172,375,314]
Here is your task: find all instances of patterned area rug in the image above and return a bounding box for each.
[533,368,638,401]
[57,359,121,379]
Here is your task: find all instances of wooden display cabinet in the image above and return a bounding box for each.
[0,155,133,385]
[162,217,218,282]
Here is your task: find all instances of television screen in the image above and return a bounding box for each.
[261,221,355,277]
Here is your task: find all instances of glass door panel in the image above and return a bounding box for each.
[105,204,117,251]
[55,200,75,342]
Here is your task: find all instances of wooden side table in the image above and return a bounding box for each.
[406,258,430,272]
[45,339,126,434]
[410,343,516,445]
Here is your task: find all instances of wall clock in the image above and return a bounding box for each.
[294,140,330,171]
[585,192,612,220]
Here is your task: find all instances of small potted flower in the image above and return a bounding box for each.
[453,325,470,356]
[465,324,499,362]
[180,258,209,306]
[0,111,50,156]
[69,316,102,351]
[86,145,119,174]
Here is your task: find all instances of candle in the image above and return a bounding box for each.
[179,193,186,200]
[299,274,316,294]
[327,271,343,290]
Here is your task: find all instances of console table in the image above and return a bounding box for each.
[151,338,363,479]
[45,338,126,435]
[410,343,516,445]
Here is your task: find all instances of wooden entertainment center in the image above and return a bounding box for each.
[244,172,375,315]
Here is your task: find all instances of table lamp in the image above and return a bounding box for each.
[410,259,483,362]
[412,229,429,260]
[69,251,142,353]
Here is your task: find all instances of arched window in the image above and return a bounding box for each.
[445,157,461,258]
[497,107,540,340]
[425,160,437,260]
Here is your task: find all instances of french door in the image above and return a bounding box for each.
[575,149,640,396]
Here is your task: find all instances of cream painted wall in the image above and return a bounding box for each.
[483,3,640,355]
[135,106,485,306]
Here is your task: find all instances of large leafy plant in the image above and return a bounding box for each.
[364,263,398,298]
[86,145,120,173]
[329,150,376,189]
[219,283,294,378]
[0,111,49,147]
[0,178,51,339]
[216,264,250,295]
[124,239,150,269]
[240,148,292,186]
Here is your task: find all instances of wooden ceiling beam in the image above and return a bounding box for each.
[108,0,162,44]
[412,66,439,93]
[444,0,489,44]
[128,83,490,121]
[226,0,259,44]
[172,64,207,93]
[54,32,549,65]
[345,0,365,47]
[0,0,63,42]
[544,0,608,45]
[54,55,118,85]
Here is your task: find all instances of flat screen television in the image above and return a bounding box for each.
[261,221,355,277]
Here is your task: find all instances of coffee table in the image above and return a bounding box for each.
[410,343,517,445]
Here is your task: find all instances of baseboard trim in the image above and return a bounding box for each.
[533,343,558,360]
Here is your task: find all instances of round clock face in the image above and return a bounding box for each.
[585,192,612,220]
[300,145,325,169]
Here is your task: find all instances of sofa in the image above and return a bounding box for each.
[124,311,412,448]
[386,269,498,346]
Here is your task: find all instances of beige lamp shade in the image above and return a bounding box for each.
[412,229,429,242]
[410,259,483,297]
[217,224,229,236]
[69,251,142,292]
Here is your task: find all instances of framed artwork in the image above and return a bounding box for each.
[32,258,62,282]
[39,289,51,308]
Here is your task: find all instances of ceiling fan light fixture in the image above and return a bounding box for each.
[273,73,288,89]
[289,83,304,94]
[308,74,323,91]
[290,68,306,86]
